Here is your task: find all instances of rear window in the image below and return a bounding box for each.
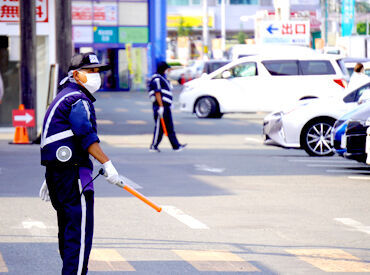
[337,59,350,76]
[300,60,336,75]
[262,60,299,76]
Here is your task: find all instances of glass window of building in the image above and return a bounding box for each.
[167,0,190,6]
[230,0,258,4]
[192,0,201,4]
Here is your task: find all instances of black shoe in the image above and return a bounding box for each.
[174,144,187,152]
[149,146,160,153]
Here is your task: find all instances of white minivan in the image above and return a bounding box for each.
[179,53,349,118]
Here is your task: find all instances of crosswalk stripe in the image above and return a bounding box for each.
[96,119,114,125]
[126,120,147,125]
[173,250,260,272]
[163,206,209,229]
[88,249,135,272]
[0,252,8,272]
[287,249,370,272]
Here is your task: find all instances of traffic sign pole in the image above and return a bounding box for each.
[20,0,37,141]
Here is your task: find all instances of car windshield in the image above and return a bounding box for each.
[343,82,370,103]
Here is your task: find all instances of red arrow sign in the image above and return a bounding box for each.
[12,109,35,127]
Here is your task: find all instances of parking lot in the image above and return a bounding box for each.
[0,89,370,274]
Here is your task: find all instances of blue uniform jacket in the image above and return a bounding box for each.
[148,74,173,106]
[40,81,99,170]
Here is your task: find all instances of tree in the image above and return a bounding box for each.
[177,17,193,37]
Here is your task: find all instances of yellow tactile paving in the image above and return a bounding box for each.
[96,119,114,125]
[287,249,370,272]
[0,252,8,272]
[126,120,147,125]
[173,250,260,272]
[88,249,135,272]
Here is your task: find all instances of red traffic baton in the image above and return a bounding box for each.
[103,170,162,212]
[160,117,168,137]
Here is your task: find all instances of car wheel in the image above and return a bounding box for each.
[301,118,335,156]
[194,97,222,118]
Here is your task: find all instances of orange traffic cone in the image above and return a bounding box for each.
[12,104,30,144]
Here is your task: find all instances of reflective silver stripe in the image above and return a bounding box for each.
[155,78,161,90]
[162,97,173,104]
[77,180,87,275]
[153,116,160,146]
[41,91,81,147]
[148,90,155,96]
[82,100,91,120]
[42,130,74,147]
[161,89,172,96]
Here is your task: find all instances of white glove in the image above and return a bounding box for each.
[39,180,50,201]
[103,160,121,185]
[157,106,164,117]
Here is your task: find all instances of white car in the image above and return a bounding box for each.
[263,81,370,156]
[179,53,349,118]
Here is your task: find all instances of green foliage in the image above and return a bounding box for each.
[177,17,193,37]
[236,31,247,44]
[357,22,370,35]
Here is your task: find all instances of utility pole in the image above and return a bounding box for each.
[221,0,226,55]
[202,0,209,59]
[20,0,37,140]
[55,0,72,85]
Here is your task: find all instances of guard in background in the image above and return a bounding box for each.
[39,52,122,275]
[148,61,186,152]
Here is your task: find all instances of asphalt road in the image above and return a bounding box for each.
[0,88,370,274]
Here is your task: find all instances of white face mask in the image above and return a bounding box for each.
[80,72,101,94]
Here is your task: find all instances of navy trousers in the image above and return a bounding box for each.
[46,166,94,275]
[151,105,180,149]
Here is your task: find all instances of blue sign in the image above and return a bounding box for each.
[266,24,279,34]
[342,0,355,36]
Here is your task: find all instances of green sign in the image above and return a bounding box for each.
[94,27,118,43]
[119,27,148,44]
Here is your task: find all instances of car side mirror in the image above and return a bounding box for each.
[222,71,231,79]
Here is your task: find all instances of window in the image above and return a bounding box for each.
[300,60,336,75]
[167,0,189,6]
[262,60,299,76]
[231,62,257,77]
[192,0,201,4]
[230,0,258,4]
[343,83,370,103]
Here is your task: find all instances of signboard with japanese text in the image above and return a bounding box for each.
[259,21,310,45]
[72,2,117,25]
[118,27,148,44]
[73,26,93,43]
[0,0,48,22]
[341,0,355,36]
[93,26,118,44]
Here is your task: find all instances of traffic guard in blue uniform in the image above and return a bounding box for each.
[148,61,186,152]
[39,52,122,275]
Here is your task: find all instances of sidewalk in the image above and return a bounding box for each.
[0,127,14,141]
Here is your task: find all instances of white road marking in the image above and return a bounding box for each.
[335,218,370,235]
[288,159,350,163]
[307,164,352,167]
[348,176,370,180]
[327,169,370,174]
[163,205,209,229]
[194,164,225,173]
[22,221,47,229]
[119,175,142,189]
[244,137,262,143]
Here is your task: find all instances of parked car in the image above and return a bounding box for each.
[168,60,230,84]
[180,53,349,118]
[343,57,370,76]
[343,101,370,163]
[263,81,370,156]
[227,44,315,60]
[330,101,369,156]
